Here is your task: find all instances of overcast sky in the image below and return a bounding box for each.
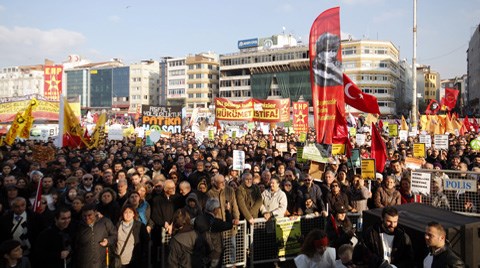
[1,0,479,78]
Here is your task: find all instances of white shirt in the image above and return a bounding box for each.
[423,253,433,268]
[294,247,336,268]
[380,232,394,263]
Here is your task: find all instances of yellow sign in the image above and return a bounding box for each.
[299,132,307,142]
[389,123,398,137]
[413,143,426,158]
[361,159,376,180]
[332,144,346,155]
[135,137,143,147]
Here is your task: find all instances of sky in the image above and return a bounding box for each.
[0,0,479,79]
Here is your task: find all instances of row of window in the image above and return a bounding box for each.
[220,51,308,66]
[187,74,218,79]
[342,46,392,56]
[187,93,209,98]
[188,64,218,70]
[169,69,185,76]
[220,79,251,87]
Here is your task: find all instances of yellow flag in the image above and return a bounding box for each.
[63,97,88,147]
[19,98,38,139]
[5,112,26,145]
[445,114,454,134]
[420,115,429,133]
[401,115,408,131]
[87,113,107,149]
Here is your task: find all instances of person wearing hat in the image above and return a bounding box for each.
[325,203,355,252]
[294,229,336,268]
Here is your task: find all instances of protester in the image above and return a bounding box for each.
[0,239,31,268]
[294,229,336,268]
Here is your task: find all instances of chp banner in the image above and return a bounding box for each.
[214,98,290,123]
[141,105,182,134]
[309,7,345,144]
[44,65,63,101]
[292,101,309,134]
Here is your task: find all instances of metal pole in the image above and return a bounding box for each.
[412,0,418,130]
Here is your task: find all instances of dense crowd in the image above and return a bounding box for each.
[0,123,475,268]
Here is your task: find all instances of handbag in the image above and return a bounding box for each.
[113,223,134,268]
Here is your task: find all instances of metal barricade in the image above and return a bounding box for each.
[248,215,327,266]
[412,169,480,216]
[161,220,248,268]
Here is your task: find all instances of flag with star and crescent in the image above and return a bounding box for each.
[44,65,63,101]
[343,73,380,114]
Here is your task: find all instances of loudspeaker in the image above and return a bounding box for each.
[363,203,480,268]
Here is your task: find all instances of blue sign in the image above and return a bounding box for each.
[238,38,258,49]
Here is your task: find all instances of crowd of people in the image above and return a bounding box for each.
[0,122,475,268]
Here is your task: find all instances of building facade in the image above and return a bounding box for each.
[341,39,400,115]
[185,52,219,116]
[467,24,480,115]
[128,60,160,113]
[219,34,310,103]
[0,65,44,98]
[166,57,187,107]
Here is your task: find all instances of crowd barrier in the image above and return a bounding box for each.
[412,169,480,216]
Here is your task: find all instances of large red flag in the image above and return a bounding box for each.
[425,99,440,115]
[371,122,387,173]
[441,88,459,111]
[343,74,380,114]
[309,7,344,144]
[332,103,352,157]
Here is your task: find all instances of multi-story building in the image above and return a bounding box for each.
[467,24,480,114]
[128,60,160,113]
[166,57,187,107]
[185,52,219,116]
[397,59,414,116]
[219,34,311,103]
[417,65,440,104]
[0,65,44,98]
[159,57,170,106]
[342,39,400,115]
[64,59,126,110]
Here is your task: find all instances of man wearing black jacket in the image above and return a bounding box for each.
[424,221,464,268]
[33,207,74,268]
[362,206,414,268]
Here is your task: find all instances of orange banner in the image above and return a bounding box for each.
[215,98,290,123]
[215,98,253,121]
[44,65,63,101]
[252,98,290,123]
[293,101,309,134]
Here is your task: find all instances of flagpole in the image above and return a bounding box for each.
[411,0,418,130]
[56,95,65,148]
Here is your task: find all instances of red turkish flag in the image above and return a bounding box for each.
[464,115,473,132]
[425,99,440,115]
[343,74,380,114]
[32,178,43,214]
[371,122,387,172]
[441,88,459,111]
[332,103,352,157]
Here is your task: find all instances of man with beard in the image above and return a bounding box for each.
[362,206,414,268]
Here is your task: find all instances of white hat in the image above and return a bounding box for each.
[244,163,252,170]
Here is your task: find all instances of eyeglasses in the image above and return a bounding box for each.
[84,178,93,181]
[284,184,292,187]
[331,185,339,188]
[41,201,47,205]
[205,165,212,168]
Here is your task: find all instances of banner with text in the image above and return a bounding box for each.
[44,65,63,101]
[292,101,309,134]
[141,105,182,134]
[214,98,290,123]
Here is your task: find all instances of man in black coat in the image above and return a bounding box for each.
[362,206,414,268]
[424,221,464,268]
[0,197,40,257]
[33,207,74,268]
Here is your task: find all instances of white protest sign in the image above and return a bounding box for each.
[411,171,431,195]
[356,134,366,146]
[399,130,408,141]
[434,134,449,150]
[232,150,245,171]
[135,127,145,138]
[149,130,161,143]
[108,128,124,141]
[419,134,432,148]
[276,142,288,152]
